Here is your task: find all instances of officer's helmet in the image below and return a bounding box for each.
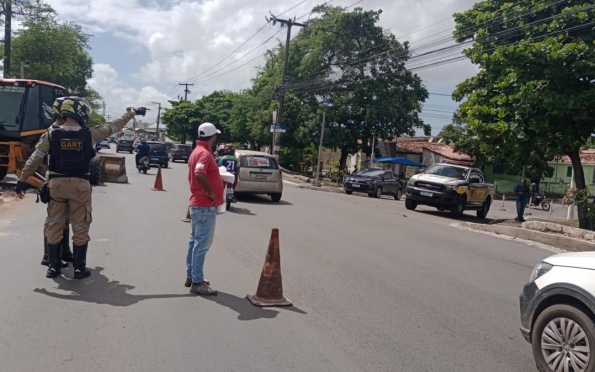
[217,144,226,156]
[59,97,92,125]
[52,97,67,121]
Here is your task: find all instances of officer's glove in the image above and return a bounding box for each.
[134,107,147,117]
[15,181,28,198]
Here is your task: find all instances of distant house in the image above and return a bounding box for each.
[421,144,474,167]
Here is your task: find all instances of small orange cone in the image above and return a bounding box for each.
[182,208,191,223]
[152,166,165,191]
[247,228,292,307]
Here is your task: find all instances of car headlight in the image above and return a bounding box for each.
[408,178,415,186]
[445,185,458,190]
[529,262,553,282]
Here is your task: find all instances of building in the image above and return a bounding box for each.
[421,143,474,167]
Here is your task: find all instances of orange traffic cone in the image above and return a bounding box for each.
[247,228,292,307]
[152,165,165,191]
[182,208,191,223]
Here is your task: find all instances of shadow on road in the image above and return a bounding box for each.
[228,207,256,216]
[202,291,307,321]
[237,195,293,206]
[33,267,190,307]
[416,209,495,224]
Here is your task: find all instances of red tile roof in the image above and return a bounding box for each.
[423,144,474,166]
[554,150,595,165]
[395,139,428,154]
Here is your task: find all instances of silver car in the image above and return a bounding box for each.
[520,252,595,372]
[234,150,283,202]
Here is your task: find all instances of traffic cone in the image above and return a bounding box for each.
[247,228,292,307]
[152,165,165,191]
[182,208,191,223]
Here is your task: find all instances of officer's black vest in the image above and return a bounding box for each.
[48,126,93,178]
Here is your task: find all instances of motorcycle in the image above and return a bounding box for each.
[530,192,551,211]
[137,155,150,174]
[225,182,237,210]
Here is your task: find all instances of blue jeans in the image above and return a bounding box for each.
[186,207,217,283]
[516,200,527,221]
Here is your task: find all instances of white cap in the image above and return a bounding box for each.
[198,122,221,138]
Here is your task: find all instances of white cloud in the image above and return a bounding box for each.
[46,0,481,115]
[88,63,171,123]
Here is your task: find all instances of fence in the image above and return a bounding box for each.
[494,179,595,198]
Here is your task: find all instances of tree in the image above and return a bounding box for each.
[285,5,430,168]
[1,16,93,93]
[452,0,595,229]
[161,100,201,143]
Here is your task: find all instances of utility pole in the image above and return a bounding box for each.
[314,111,326,187]
[152,101,162,141]
[266,13,306,160]
[371,130,376,168]
[3,0,12,78]
[179,82,194,144]
[102,101,106,119]
[567,167,576,221]
[106,114,112,122]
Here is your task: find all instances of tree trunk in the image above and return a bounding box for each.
[567,149,594,230]
[339,147,349,171]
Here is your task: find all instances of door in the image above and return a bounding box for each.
[468,171,485,205]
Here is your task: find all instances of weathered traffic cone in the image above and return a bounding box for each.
[182,208,191,223]
[152,165,165,191]
[247,228,292,307]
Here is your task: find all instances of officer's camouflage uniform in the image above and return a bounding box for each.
[19,105,136,278]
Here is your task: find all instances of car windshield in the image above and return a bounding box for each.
[424,165,469,180]
[355,169,384,177]
[240,155,278,169]
[176,145,191,150]
[0,86,26,133]
[120,140,131,144]
[149,144,167,152]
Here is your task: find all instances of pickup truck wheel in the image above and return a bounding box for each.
[450,197,466,218]
[476,198,491,219]
[405,198,417,211]
[345,190,353,195]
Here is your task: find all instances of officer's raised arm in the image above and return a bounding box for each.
[90,107,147,143]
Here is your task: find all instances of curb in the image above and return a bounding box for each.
[462,222,595,252]
[296,184,345,194]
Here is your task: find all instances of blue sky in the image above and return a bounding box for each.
[44,0,477,134]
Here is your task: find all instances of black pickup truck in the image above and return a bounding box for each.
[404,163,495,219]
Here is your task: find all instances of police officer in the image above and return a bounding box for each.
[15,96,146,279]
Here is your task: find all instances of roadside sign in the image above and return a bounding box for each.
[270,124,286,133]
[272,110,277,124]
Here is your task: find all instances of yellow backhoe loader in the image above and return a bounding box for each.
[0,78,128,187]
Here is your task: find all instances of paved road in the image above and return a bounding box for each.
[0,148,553,372]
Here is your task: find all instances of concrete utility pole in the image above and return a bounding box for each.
[567,167,576,221]
[179,82,194,144]
[106,115,112,122]
[20,61,29,78]
[314,111,326,187]
[266,13,306,160]
[102,101,106,119]
[152,101,162,140]
[3,0,12,78]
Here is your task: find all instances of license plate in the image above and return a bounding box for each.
[420,191,433,197]
[151,158,159,161]
[252,174,269,180]
[181,156,188,159]
[352,184,360,188]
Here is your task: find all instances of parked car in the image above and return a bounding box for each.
[116,139,133,153]
[170,144,192,163]
[164,141,176,155]
[520,252,595,372]
[344,168,403,200]
[404,163,495,218]
[100,139,110,149]
[146,141,169,168]
[234,150,283,202]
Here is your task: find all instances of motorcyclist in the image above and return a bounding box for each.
[217,144,240,189]
[15,97,145,279]
[136,139,151,167]
[530,182,541,206]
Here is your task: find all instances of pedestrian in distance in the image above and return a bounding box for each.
[185,122,224,296]
[513,178,530,222]
[15,96,146,279]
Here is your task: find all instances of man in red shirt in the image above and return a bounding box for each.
[185,122,224,296]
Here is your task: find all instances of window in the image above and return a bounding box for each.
[567,166,573,177]
[22,85,40,132]
[0,85,25,132]
[470,171,484,184]
[39,85,58,128]
[240,155,279,169]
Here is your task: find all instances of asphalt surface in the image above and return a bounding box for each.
[0,147,554,372]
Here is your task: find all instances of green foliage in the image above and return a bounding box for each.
[452,0,595,228]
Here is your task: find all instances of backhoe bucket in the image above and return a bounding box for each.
[98,155,128,183]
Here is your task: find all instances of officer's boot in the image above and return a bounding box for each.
[61,228,74,263]
[46,242,63,278]
[73,243,91,280]
[42,237,69,268]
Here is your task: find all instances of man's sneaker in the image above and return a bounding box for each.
[189,281,217,296]
[46,267,61,278]
[185,278,209,288]
[74,268,91,280]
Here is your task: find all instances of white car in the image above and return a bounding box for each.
[520,252,595,372]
